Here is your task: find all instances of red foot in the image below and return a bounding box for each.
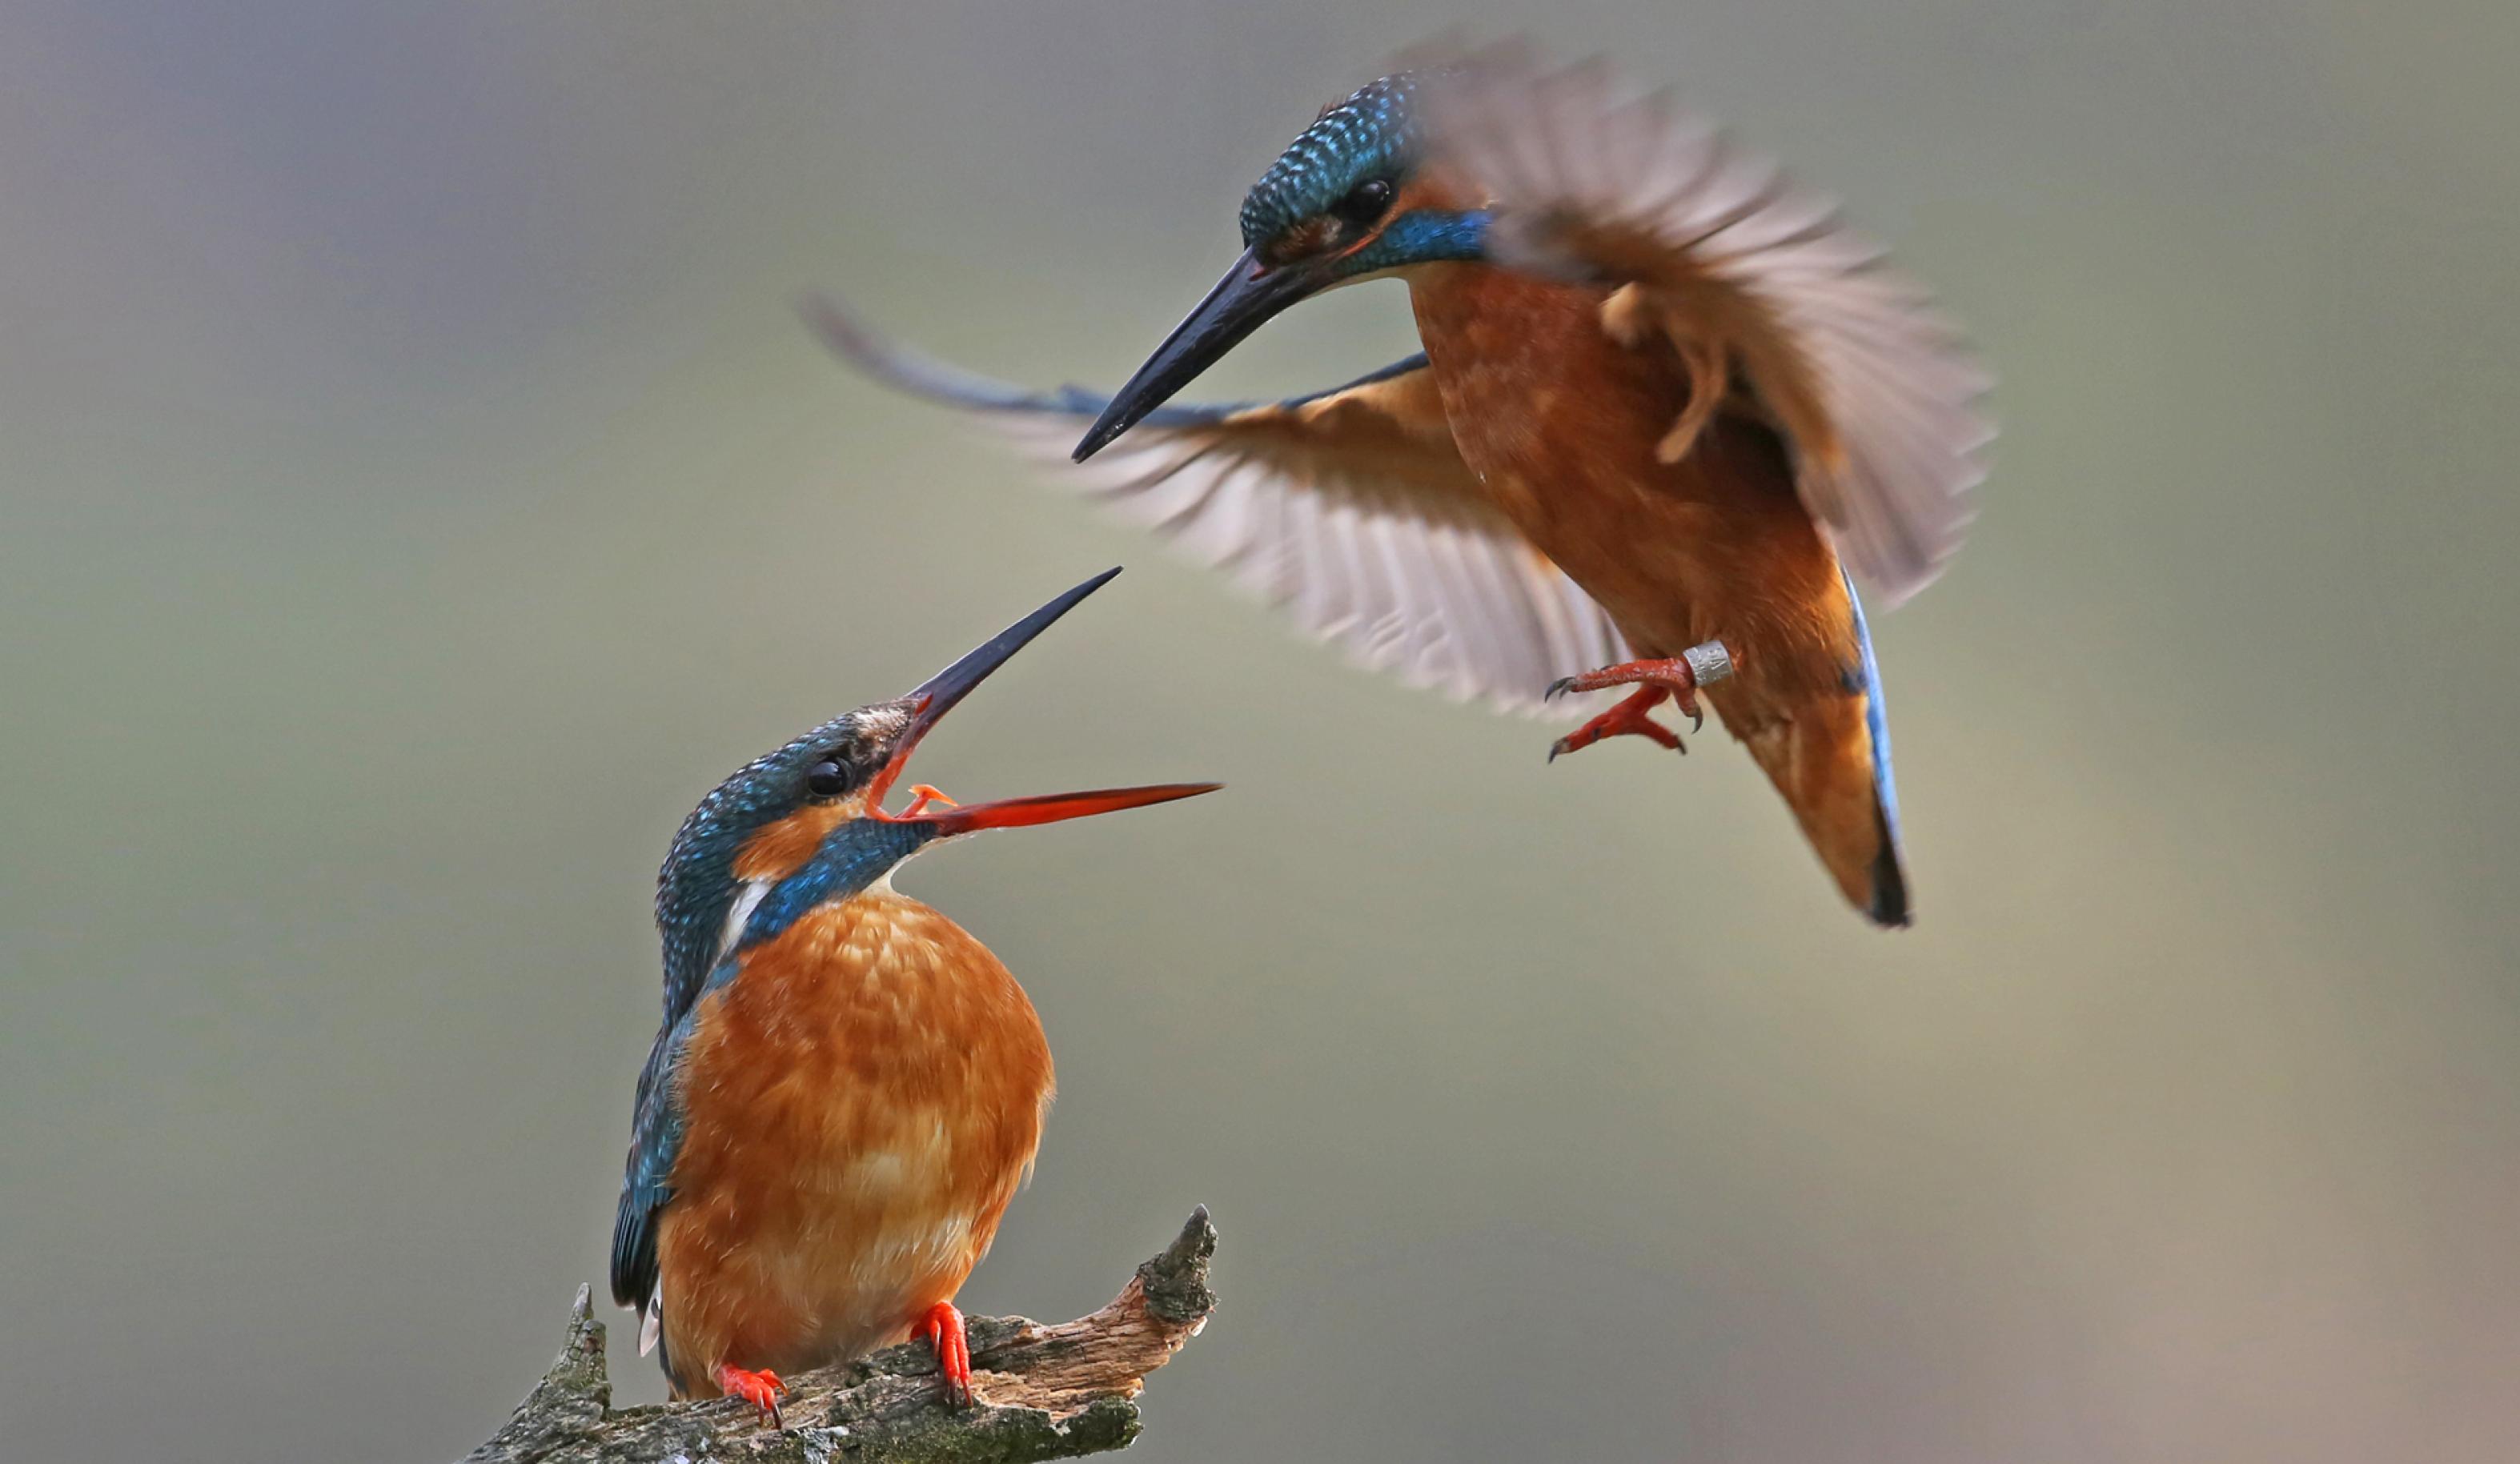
[1549,684,1685,760]
[1544,643,1735,735]
[898,783,958,817]
[920,1300,974,1407]
[714,1364,786,1428]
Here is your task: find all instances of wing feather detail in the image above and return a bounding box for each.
[805,296,1629,713]
[1419,43,1992,606]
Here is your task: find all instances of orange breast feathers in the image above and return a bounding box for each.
[655,888,1053,1394]
[1406,258,1861,712]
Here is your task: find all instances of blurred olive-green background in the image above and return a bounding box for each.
[6,2,2518,1460]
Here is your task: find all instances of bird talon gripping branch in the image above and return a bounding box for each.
[713,1366,785,1428]
[921,1299,975,1407]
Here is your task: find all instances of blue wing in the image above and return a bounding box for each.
[610,953,731,1325]
[803,295,1631,715]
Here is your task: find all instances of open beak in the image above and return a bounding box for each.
[864,567,1220,833]
[1073,247,1324,461]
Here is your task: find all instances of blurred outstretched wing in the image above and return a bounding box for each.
[1419,43,1992,607]
[805,295,1628,713]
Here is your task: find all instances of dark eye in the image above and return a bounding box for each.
[1331,178,1394,226]
[805,759,853,798]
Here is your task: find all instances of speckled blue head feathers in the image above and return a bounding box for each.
[653,704,909,1017]
[1238,73,1427,250]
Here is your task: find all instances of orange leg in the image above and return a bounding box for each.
[1548,684,1685,761]
[713,1364,786,1428]
[1545,642,1735,736]
[920,1300,974,1407]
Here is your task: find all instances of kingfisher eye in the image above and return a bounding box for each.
[1331,177,1394,226]
[805,759,853,798]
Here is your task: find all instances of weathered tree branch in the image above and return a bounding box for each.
[466,1207,1217,1464]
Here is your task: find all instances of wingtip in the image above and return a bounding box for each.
[797,288,881,370]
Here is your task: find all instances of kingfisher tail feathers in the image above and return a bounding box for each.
[1735,574,1908,926]
[1738,694,1908,928]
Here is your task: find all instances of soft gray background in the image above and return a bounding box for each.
[6,2,2516,1461]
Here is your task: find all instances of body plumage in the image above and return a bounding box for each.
[612,572,1214,1416]
[652,884,1052,1392]
[809,42,1981,925]
[1406,258,1900,913]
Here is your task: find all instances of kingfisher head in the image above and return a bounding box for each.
[1073,70,1489,459]
[654,568,1217,993]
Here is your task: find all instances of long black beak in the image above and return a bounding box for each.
[865,568,1220,831]
[1073,247,1322,461]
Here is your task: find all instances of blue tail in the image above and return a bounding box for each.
[1844,572,1910,926]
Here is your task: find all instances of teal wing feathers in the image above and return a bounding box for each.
[610,949,736,1351]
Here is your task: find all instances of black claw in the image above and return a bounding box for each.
[1544,677,1573,702]
[1690,711,1704,732]
[1547,741,1567,763]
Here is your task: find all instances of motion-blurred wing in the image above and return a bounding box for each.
[1419,44,1992,607]
[805,295,1628,712]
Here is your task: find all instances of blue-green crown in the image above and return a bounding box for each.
[1238,73,1425,247]
[652,707,905,1020]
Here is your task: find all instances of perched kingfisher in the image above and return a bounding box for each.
[610,568,1216,1421]
[807,42,1987,926]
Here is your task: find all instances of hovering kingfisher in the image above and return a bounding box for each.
[806,42,1987,926]
[611,568,1216,1421]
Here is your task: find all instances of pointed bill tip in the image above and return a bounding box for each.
[904,568,1124,709]
[1073,411,1128,463]
[865,569,1133,813]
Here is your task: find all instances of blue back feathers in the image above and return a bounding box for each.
[1239,73,1426,248]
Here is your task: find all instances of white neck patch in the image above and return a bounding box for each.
[716,878,773,965]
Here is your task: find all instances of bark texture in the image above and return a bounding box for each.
[465,1207,1217,1464]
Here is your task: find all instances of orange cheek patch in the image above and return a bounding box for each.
[1391,167,1482,215]
[732,801,855,882]
[1262,216,1337,267]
